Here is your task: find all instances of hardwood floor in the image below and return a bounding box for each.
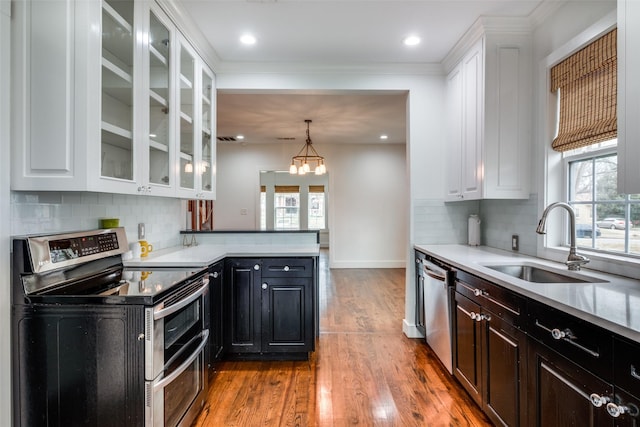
[194,251,491,426]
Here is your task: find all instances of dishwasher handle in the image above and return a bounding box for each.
[422,260,448,282]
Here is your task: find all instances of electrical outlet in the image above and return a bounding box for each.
[512,234,519,251]
[240,208,248,216]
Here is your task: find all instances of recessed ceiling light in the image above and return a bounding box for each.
[403,36,421,46]
[236,135,245,140]
[380,134,388,140]
[240,34,256,45]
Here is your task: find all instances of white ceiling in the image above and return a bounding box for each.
[177,0,546,145]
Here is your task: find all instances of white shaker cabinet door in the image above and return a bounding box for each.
[618,0,640,195]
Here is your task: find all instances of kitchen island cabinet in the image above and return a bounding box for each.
[224,257,315,360]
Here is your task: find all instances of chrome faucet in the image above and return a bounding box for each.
[536,202,590,271]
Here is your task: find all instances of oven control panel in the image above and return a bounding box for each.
[23,227,129,273]
[49,232,120,263]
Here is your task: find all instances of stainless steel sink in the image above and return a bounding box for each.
[483,263,602,283]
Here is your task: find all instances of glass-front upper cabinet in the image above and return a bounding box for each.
[101,0,135,182]
[147,9,172,190]
[200,66,215,197]
[178,39,196,192]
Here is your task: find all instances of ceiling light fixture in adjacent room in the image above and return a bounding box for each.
[240,34,256,45]
[403,35,421,46]
[289,119,326,175]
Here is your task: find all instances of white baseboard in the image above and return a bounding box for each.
[330,260,405,269]
[402,319,425,339]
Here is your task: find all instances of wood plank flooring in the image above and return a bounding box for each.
[194,251,491,426]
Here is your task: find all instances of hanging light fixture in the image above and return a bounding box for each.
[289,119,326,175]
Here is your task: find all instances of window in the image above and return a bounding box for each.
[566,143,640,256]
[274,186,299,230]
[308,185,325,229]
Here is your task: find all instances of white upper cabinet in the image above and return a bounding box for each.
[444,22,532,201]
[11,0,216,199]
[618,0,640,195]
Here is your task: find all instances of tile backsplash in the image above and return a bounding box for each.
[413,195,539,257]
[11,191,183,250]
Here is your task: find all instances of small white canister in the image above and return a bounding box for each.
[468,214,481,246]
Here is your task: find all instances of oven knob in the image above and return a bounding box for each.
[262,283,268,290]
[137,333,145,341]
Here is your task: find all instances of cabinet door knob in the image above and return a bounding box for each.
[284,266,290,272]
[211,271,219,279]
[261,283,268,290]
[589,393,610,408]
[606,402,638,418]
[254,264,260,270]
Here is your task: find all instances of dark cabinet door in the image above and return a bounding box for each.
[483,311,527,427]
[224,258,262,354]
[261,277,314,353]
[453,291,483,406]
[209,261,224,364]
[528,339,614,427]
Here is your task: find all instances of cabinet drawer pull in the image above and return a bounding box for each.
[284,266,290,272]
[534,320,600,358]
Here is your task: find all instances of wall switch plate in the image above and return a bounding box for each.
[512,234,519,251]
[240,208,248,216]
[138,223,145,240]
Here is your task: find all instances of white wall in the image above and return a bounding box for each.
[216,141,407,268]
[1,1,11,424]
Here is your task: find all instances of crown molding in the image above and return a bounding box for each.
[214,61,444,76]
[154,0,222,72]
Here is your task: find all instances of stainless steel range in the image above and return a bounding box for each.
[11,228,210,427]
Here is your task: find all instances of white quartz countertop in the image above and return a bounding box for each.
[123,243,320,268]
[414,244,640,343]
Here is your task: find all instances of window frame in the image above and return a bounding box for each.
[537,11,640,273]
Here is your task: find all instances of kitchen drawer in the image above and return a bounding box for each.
[261,258,314,278]
[614,337,640,397]
[527,299,613,381]
[455,269,525,327]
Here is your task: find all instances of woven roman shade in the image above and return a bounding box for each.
[550,28,617,152]
[274,185,300,193]
[309,185,325,193]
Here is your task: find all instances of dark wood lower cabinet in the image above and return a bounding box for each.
[453,290,527,427]
[527,338,613,427]
[224,257,315,359]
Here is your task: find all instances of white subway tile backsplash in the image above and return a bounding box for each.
[11,191,183,250]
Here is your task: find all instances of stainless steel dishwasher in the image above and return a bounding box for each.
[420,258,453,374]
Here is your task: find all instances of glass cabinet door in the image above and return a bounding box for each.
[101,0,135,181]
[179,41,196,191]
[148,11,171,187]
[200,68,214,194]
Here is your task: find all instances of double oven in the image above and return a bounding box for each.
[11,228,209,427]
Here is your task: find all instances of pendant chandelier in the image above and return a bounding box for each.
[289,119,326,175]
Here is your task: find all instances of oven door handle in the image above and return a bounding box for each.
[153,329,209,391]
[153,280,209,320]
